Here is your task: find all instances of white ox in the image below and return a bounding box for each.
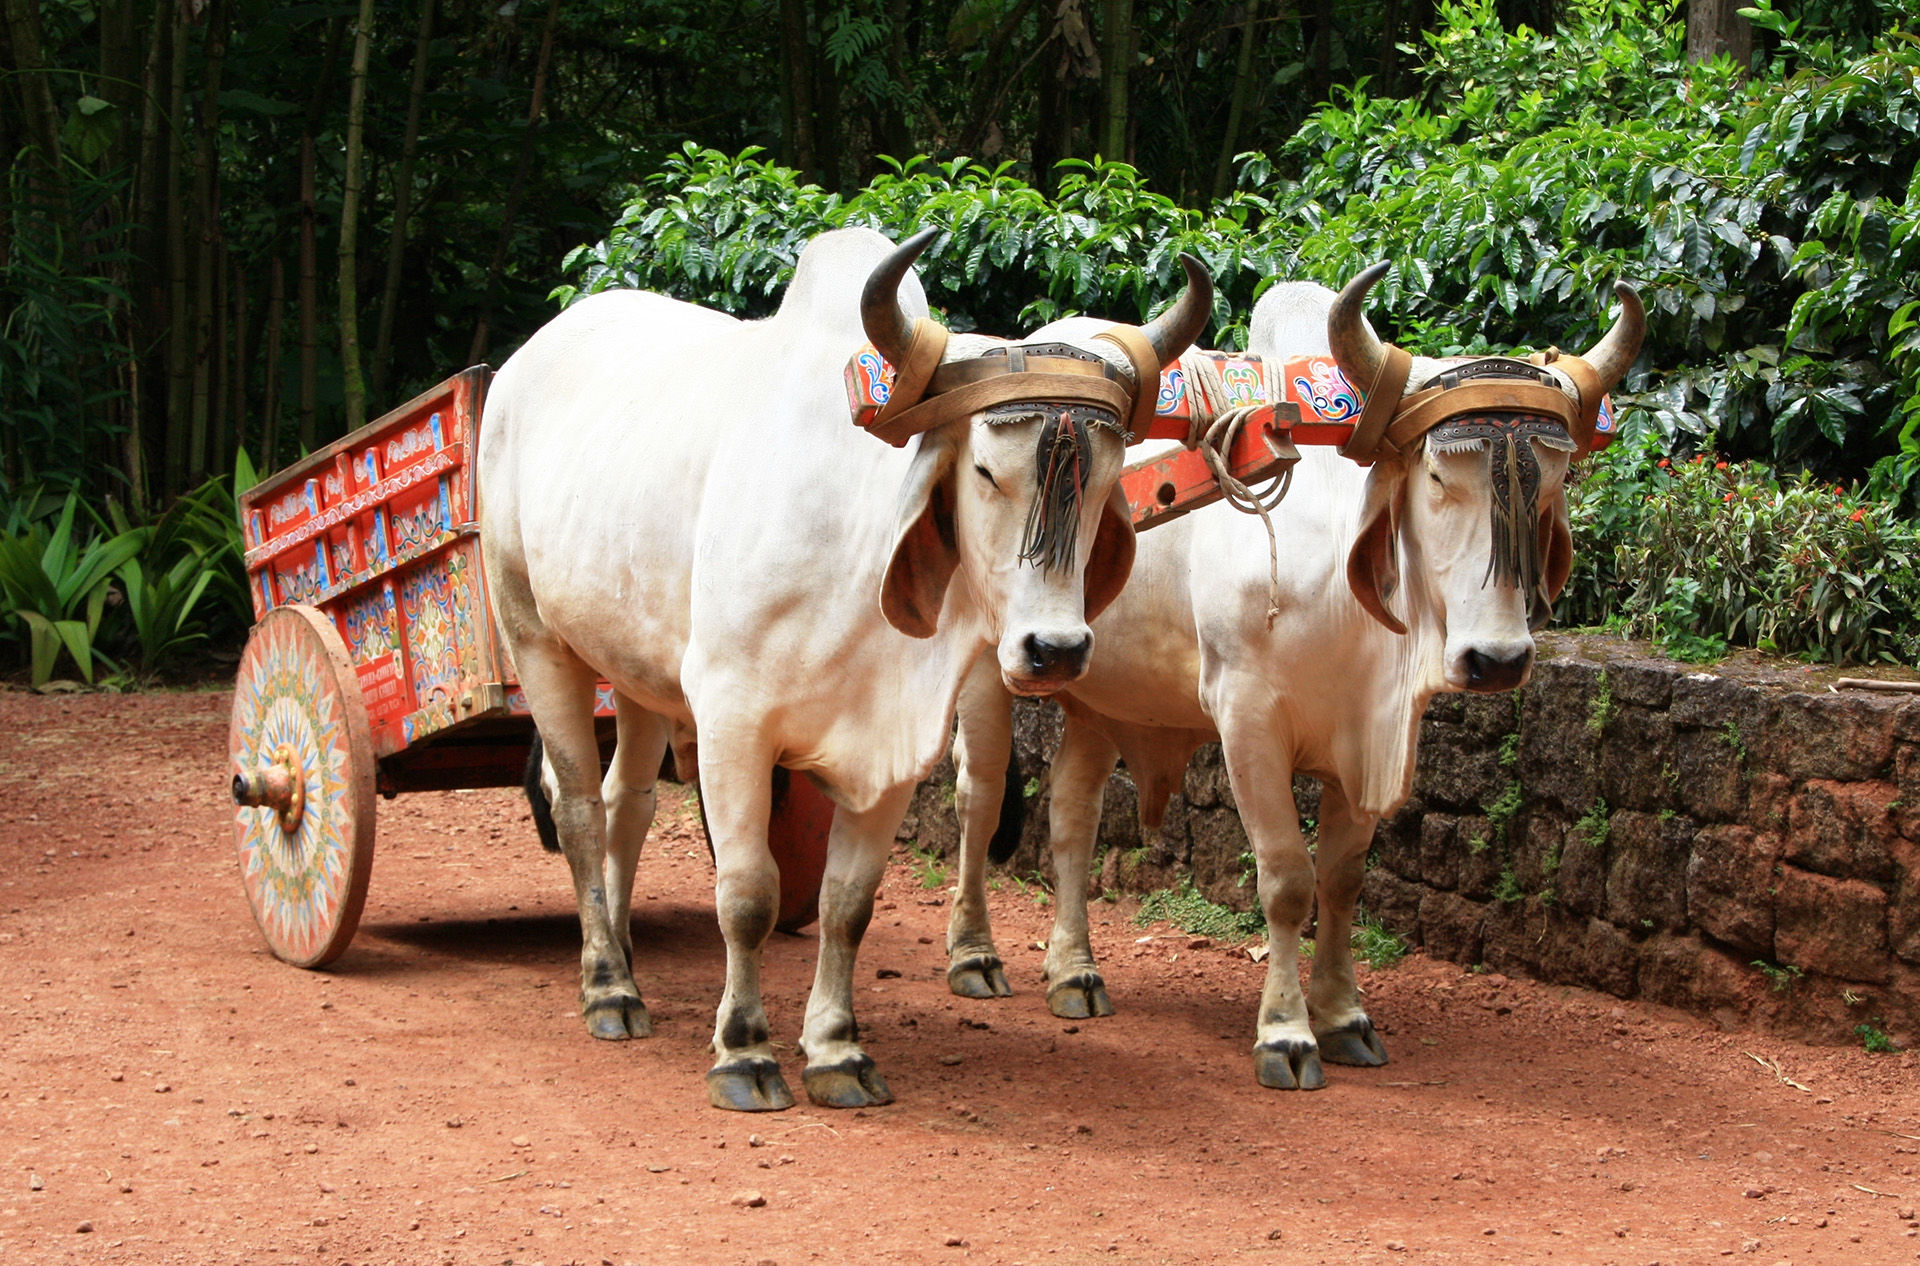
[944,265,1643,1089]
[478,228,1208,1110]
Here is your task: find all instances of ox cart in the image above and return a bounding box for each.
[227,351,1390,969]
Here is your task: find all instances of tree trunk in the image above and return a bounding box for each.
[297,15,347,452]
[299,134,318,451]
[1686,0,1751,66]
[780,0,816,177]
[338,0,376,430]
[877,0,912,167]
[163,4,191,495]
[372,0,438,404]
[231,260,248,468]
[466,0,561,368]
[1,0,65,181]
[188,0,229,484]
[1098,0,1131,161]
[957,0,1040,154]
[811,0,843,189]
[263,256,285,469]
[1211,0,1264,200]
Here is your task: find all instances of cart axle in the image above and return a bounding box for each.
[233,743,305,834]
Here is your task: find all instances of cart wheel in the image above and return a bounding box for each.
[229,605,376,968]
[694,766,833,934]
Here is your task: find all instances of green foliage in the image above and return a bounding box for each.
[1498,731,1521,769]
[1351,911,1409,970]
[1752,958,1806,994]
[1855,1020,1897,1053]
[1484,780,1524,847]
[0,493,148,684]
[1134,877,1265,942]
[1588,671,1615,736]
[1493,868,1524,903]
[1568,440,1920,662]
[907,843,950,890]
[1575,799,1611,850]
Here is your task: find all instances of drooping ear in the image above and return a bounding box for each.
[1083,483,1137,622]
[1345,460,1409,635]
[881,432,961,638]
[1530,483,1574,632]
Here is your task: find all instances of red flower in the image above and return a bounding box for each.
[1851,509,1866,522]
[1724,492,1737,502]
[1715,461,1728,470]
[1657,458,1670,468]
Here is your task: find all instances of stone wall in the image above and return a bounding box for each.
[897,635,1920,1046]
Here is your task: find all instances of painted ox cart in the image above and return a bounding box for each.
[230,342,1602,969]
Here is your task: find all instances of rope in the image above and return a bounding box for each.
[1179,354,1291,627]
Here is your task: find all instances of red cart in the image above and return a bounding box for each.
[226,359,1317,968]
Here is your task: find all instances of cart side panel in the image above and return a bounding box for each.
[239,368,504,757]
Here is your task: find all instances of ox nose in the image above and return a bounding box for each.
[1022,631,1092,682]
[1462,644,1534,693]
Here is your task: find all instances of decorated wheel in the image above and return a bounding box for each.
[229,605,377,967]
[695,765,834,934]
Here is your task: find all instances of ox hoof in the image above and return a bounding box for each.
[803,1056,894,1109]
[583,995,651,1041]
[1046,972,1114,1020]
[1316,1017,1389,1067]
[948,954,1012,1000]
[1253,1040,1326,1091]
[706,1058,796,1112]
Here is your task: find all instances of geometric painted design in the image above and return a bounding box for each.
[229,605,376,968]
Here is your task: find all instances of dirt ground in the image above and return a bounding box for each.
[4,688,1920,1266]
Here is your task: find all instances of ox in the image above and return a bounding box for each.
[943,264,1643,1089]
[479,228,1210,1110]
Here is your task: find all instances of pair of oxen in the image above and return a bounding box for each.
[478,227,1643,1112]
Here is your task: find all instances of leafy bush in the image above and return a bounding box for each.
[1135,877,1266,942]
[1564,440,1920,662]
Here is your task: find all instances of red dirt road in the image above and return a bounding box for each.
[3,687,1920,1265]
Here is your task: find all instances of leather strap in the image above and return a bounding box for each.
[1093,326,1161,437]
[1339,344,1413,465]
[1548,353,1603,451]
[1381,381,1579,454]
[929,352,1126,394]
[863,372,1133,447]
[865,318,950,432]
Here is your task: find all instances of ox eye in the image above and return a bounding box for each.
[974,463,1000,490]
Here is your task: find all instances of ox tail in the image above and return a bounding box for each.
[987,747,1025,865]
[524,730,561,853]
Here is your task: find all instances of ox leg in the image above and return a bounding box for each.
[521,653,650,1041]
[1042,717,1119,1020]
[603,697,672,975]
[1308,781,1389,1067]
[702,748,793,1112]
[800,782,914,1109]
[1219,724,1322,1090]
[948,662,1013,1000]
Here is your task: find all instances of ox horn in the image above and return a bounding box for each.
[1137,252,1215,368]
[861,227,941,368]
[1578,282,1646,393]
[1327,260,1393,391]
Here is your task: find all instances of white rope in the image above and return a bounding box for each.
[1180,354,1291,626]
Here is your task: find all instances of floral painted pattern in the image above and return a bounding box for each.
[230,609,369,966]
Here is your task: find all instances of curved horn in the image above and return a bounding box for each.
[860,227,940,367]
[1327,260,1393,390]
[1579,281,1645,393]
[1138,253,1215,368]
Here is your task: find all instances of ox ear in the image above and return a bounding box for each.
[1345,460,1409,636]
[1083,483,1137,622]
[1531,483,1574,632]
[881,432,961,638]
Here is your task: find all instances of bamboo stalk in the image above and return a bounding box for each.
[338,0,376,430]
[371,0,438,404]
[263,256,285,469]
